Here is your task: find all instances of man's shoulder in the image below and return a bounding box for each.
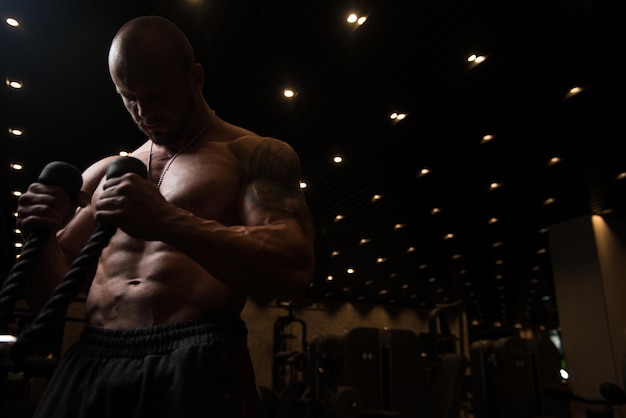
[229,135,300,170]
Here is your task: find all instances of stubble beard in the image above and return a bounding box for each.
[139,95,196,147]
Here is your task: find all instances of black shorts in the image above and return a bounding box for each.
[33,317,260,418]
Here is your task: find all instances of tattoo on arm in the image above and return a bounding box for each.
[247,139,314,236]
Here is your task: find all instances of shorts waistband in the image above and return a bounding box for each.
[78,316,247,358]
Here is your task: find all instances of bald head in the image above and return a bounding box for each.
[108,15,195,75]
[107,16,208,144]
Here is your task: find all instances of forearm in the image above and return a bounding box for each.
[160,208,315,302]
[21,232,70,311]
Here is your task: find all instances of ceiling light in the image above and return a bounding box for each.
[6,79,23,89]
[467,54,487,64]
[548,156,561,166]
[543,198,555,205]
[10,163,23,170]
[333,155,343,163]
[474,55,486,64]
[480,134,494,144]
[567,86,583,97]
[346,14,366,26]
[5,18,19,27]
[0,334,17,343]
[299,181,307,189]
[417,167,431,177]
[283,88,296,98]
[9,128,23,136]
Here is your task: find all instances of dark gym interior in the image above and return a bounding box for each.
[1,1,626,417]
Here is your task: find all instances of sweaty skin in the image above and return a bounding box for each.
[17,17,315,329]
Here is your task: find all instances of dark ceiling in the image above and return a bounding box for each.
[1,0,625,337]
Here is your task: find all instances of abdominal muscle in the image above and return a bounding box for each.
[84,233,246,329]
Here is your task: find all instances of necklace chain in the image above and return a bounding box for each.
[148,110,216,189]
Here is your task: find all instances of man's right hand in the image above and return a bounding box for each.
[17,183,89,236]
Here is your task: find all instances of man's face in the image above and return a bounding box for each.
[110,52,194,145]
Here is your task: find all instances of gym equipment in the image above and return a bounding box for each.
[296,327,427,418]
[0,156,147,366]
[272,301,308,395]
[469,336,570,418]
[9,156,147,363]
[324,385,363,418]
[257,384,280,418]
[276,321,475,418]
[543,351,626,418]
[426,352,467,418]
[0,162,83,331]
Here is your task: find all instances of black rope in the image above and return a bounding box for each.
[0,234,48,329]
[10,224,115,364]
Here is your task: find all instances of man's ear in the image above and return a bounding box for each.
[188,63,205,91]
